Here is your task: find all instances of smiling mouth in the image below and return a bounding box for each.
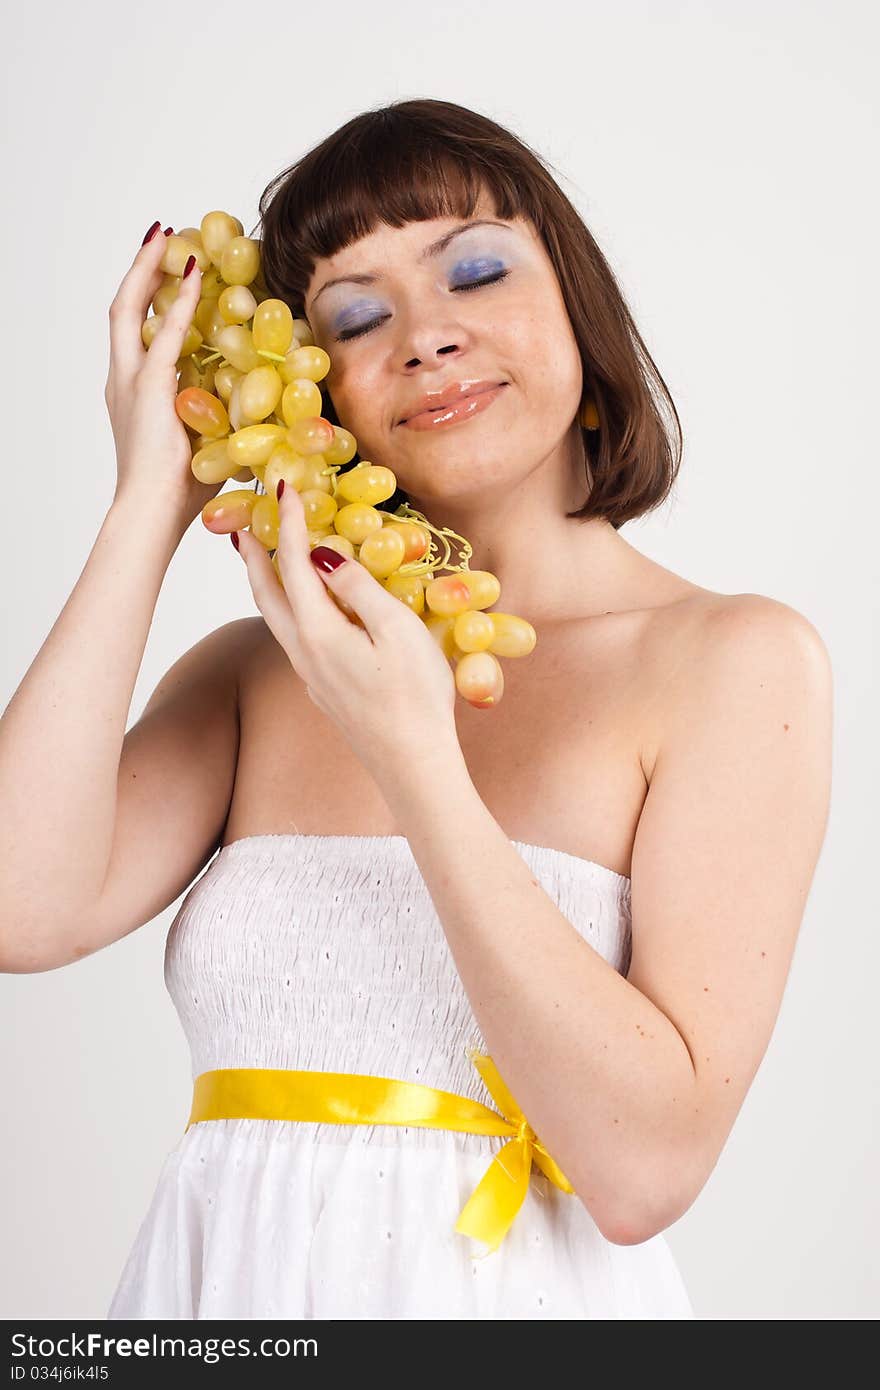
[399,382,508,428]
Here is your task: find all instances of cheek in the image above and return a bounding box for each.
[500,309,581,416]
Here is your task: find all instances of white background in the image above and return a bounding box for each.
[1,0,877,1319]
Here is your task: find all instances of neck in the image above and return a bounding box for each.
[400,431,635,625]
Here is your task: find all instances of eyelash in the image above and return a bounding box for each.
[335,269,511,342]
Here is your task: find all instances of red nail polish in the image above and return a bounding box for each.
[310,545,347,573]
[163,226,173,237]
[276,479,285,501]
[141,220,161,246]
[183,254,196,279]
[230,531,240,551]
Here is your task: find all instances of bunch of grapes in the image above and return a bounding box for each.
[146,210,540,710]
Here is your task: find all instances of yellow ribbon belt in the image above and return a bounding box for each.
[184,1048,575,1255]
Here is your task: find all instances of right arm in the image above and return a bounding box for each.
[0,503,246,971]
[0,218,238,971]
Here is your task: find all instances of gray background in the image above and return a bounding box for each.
[1,0,877,1319]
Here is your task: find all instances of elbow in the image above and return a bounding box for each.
[582,1162,703,1248]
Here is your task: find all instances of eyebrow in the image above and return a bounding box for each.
[309,219,514,311]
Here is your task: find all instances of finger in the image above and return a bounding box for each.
[233,525,321,672]
[306,528,405,644]
[108,223,173,382]
[274,481,351,643]
[142,251,203,373]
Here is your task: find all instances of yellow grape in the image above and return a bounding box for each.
[227,381,243,432]
[459,570,502,610]
[323,426,358,466]
[299,489,338,529]
[227,423,286,468]
[299,457,333,493]
[286,416,335,456]
[201,489,258,533]
[213,363,243,403]
[191,439,240,485]
[357,527,407,579]
[383,572,426,614]
[195,297,227,347]
[454,651,504,708]
[177,356,216,395]
[291,318,315,346]
[310,534,355,560]
[252,299,295,356]
[220,235,261,286]
[280,378,323,425]
[306,526,336,545]
[424,574,473,617]
[152,281,179,316]
[263,445,310,496]
[215,324,261,373]
[486,613,537,658]
[141,314,202,357]
[334,463,396,506]
[177,226,205,249]
[200,211,244,267]
[251,494,280,549]
[198,266,225,299]
[283,345,330,382]
[218,284,258,326]
[239,365,283,420]
[160,233,211,276]
[175,387,229,437]
[381,520,430,563]
[453,610,495,653]
[333,502,384,546]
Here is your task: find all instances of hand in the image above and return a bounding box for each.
[233,483,460,786]
[105,222,228,531]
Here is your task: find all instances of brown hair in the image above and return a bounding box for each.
[255,98,682,530]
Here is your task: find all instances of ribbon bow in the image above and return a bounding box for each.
[184,1050,574,1257]
[455,1047,575,1255]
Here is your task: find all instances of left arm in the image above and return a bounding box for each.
[233,499,833,1247]
[377,595,834,1245]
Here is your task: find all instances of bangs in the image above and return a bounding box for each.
[256,107,546,318]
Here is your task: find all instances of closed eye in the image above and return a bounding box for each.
[335,270,511,342]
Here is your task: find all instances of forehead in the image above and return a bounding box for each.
[305,197,536,312]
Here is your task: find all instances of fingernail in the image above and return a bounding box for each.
[141,220,161,246]
[310,545,347,573]
[183,254,196,279]
[230,531,240,551]
[276,479,285,501]
[163,226,173,237]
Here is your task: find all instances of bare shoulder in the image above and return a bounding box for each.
[639,591,833,784]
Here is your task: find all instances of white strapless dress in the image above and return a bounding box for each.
[106,834,695,1320]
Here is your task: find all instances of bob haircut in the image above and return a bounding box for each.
[256,98,682,530]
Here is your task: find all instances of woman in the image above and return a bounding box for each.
[0,100,832,1319]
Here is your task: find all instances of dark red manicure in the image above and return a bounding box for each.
[141,220,161,246]
[310,545,347,573]
[163,226,173,237]
[183,254,196,279]
[230,531,240,551]
[276,479,285,501]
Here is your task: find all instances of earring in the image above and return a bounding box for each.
[579,398,600,430]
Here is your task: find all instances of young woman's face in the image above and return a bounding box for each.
[302,191,585,507]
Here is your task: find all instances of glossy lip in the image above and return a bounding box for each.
[397,379,507,426]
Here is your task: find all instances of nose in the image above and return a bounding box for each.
[404,341,460,368]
